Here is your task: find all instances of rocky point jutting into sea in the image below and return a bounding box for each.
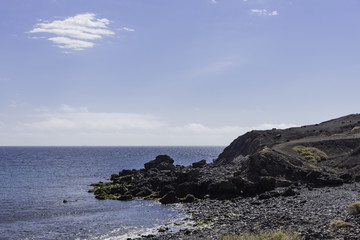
[90,114,360,239]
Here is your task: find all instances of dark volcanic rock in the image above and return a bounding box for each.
[91,114,360,204]
[159,191,179,204]
[282,187,297,197]
[149,183,360,240]
[89,114,360,240]
[181,194,196,203]
[144,155,175,171]
[175,182,195,198]
[192,159,206,168]
[209,180,239,199]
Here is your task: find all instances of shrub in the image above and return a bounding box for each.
[351,126,360,132]
[220,230,302,240]
[327,169,337,174]
[329,220,351,228]
[348,201,360,215]
[292,146,328,164]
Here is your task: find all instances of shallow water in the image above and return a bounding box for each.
[0,146,223,240]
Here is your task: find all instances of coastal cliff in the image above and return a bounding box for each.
[90,114,360,239]
[90,114,360,203]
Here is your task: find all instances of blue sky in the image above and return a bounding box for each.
[1,0,359,146]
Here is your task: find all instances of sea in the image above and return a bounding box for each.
[0,146,224,240]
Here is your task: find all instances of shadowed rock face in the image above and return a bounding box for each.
[216,114,360,165]
[91,114,360,203]
[144,155,175,171]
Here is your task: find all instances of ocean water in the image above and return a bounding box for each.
[0,146,224,240]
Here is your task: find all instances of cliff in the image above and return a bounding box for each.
[90,114,360,203]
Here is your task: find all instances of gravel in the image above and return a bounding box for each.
[139,183,360,240]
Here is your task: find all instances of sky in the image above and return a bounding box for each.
[1,0,359,146]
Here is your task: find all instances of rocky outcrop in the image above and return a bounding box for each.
[91,114,360,204]
[144,155,175,171]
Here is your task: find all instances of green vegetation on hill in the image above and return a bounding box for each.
[292,146,328,164]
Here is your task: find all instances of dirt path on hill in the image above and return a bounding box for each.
[272,135,360,160]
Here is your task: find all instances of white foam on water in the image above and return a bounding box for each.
[86,204,193,240]
[88,225,159,240]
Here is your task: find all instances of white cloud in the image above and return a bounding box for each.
[184,123,209,132]
[121,27,135,32]
[251,9,278,16]
[211,0,217,4]
[22,105,165,131]
[166,122,297,145]
[181,123,295,134]
[59,104,79,112]
[8,104,297,145]
[48,37,94,51]
[29,13,115,51]
[28,36,46,39]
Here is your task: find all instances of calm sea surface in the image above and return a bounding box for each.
[0,146,224,240]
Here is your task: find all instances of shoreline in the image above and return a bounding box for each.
[139,183,360,240]
[88,115,360,239]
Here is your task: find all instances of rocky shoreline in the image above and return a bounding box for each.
[90,114,360,239]
[141,183,360,239]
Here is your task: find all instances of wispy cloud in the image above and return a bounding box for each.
[251,9,278,16]
[180,123,296,134]
[121,27,135,32]
[10,104,297,145]
[22,105,296,134]
[29,13,115,51]
[21,105,165,131]
[48,37,94,50]
[211,0,217,4]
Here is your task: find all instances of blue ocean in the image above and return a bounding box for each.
[0,146,224,240]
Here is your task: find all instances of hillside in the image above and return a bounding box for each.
[91,114,360,202]
[90,114,360,239]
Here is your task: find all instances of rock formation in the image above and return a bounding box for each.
[90,114,360,203]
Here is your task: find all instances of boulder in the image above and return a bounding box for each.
[118,194,134,201]
[176,169,200,183]
[160,184,176,197]
[209,180,239,199]
[340,173,353,183]
[119,169,134,176]
[182,194,196,203]
[175,182,194,198]
[160,191,179,204]
[258,193,271,200]
[258,176,276,192]
[109,184,127,195]
[192,159,206,168]
[241,180,259,197]
[144,155,175,171]
[282,187,297,197]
